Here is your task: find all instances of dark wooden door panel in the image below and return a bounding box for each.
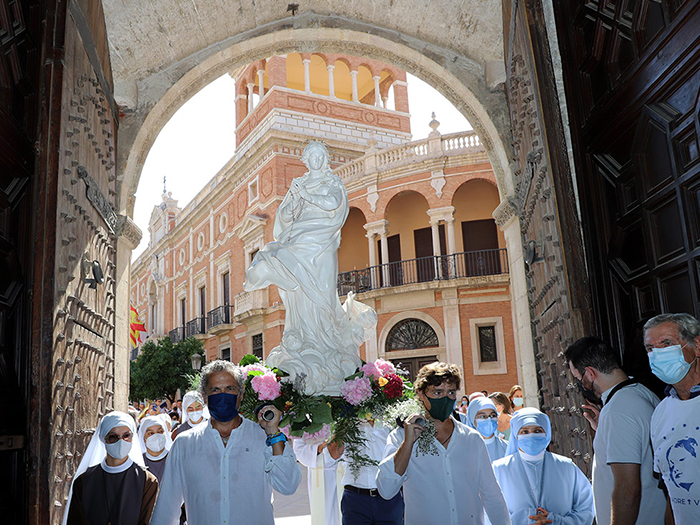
[554,1,700,401]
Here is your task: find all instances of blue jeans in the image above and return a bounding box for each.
[341,488,404,525]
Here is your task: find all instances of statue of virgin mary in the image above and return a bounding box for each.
[244,141,376,395]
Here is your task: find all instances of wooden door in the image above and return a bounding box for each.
[553,0,700,391]
[0,1,42,522]
[389,356,438,383]
[461,219,501,275]
[414,226,446,282]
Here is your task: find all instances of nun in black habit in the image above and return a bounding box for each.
[64,411,159,525]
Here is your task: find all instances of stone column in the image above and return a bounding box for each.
[380,231,390,286]
[350,70,359,102]
[247,83,255,112]
[441,289,464,371]
[493,198,539,408]
[373,76,381,107]
[430,218,443,279]
[427,206,456,278]
[114,217,142,409]
[257,69,265,99]
[364,220,389,288]
[327,64,336,98]
[303,58,311,93]
[366,232,378,289]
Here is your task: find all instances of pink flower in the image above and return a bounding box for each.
[361,362,381,380]
[341,377,373,405]
[302,423,332,446]
[251,371,281,400]
[375,359,396,375]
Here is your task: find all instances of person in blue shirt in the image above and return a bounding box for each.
[492,408,594,525]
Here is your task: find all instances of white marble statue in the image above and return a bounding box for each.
[243,141,376,395]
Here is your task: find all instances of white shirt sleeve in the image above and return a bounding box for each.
[150,441,185,525]
[375,428,407,499]
[263,440,302,495]
[293,438,321,469]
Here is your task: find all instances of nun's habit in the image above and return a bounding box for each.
[492,408,594,525]
[64,411,159,525]
[466,397,509,463]
[172,390,209,439]
[138,415,173,483]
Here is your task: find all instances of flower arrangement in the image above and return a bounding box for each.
[237,355,416,472]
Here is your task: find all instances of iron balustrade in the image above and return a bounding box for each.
[337,248,508,295]
[207,305,233,329]
[186,317,207,337]
[169,327,185,343]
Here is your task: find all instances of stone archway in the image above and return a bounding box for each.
[110,12,536,408]
[115,22,513,217]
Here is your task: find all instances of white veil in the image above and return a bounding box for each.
[62,411,145,525]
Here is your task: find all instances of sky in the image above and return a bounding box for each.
[132,73,472,260]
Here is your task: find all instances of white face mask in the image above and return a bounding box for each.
[146,433,166,453]
[513,398,524,408]
[105,438,132,460]
[188,410,203,424]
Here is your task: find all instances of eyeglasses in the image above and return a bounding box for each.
[104,431,133,444]
[474,414,498,420]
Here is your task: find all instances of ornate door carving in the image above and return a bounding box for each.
[505,0,596,475]
[554,0,700,388]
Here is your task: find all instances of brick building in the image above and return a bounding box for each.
[130,53,521,394]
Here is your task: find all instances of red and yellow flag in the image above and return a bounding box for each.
[130,305,146,348]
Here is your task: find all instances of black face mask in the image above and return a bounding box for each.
[577,378,601,405]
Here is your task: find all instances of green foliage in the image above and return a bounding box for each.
[130,337,206,403]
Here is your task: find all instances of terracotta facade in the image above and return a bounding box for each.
[131,53,521,395]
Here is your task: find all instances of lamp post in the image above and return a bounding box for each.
[190,352,202,371]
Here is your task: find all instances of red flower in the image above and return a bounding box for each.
[383,373,403,399]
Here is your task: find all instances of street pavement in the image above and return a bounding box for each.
[274,465,311,525]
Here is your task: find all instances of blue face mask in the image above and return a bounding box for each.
[207,393,239,422]
[518,433,549,455]
[648,345,695,385]
[476,418,498,438]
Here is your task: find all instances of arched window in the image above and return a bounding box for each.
[386,319,439,351]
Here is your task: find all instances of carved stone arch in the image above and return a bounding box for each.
[116,24,513,218]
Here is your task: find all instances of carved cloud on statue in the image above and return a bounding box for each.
[243,141,377,395]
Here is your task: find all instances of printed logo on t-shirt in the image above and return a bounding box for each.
[667,437,699,493]
[658,423,700,513]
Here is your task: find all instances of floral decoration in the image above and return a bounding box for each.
[237,354,417,472]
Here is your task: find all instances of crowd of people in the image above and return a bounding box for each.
[63,311,700,524]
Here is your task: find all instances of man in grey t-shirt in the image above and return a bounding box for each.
[565,336,666,525]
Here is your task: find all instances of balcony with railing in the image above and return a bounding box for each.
[207,305,234,335]
[169,326,185,344]
[186,317,207,339]
[337,248,508,295]
[233,289,268,320]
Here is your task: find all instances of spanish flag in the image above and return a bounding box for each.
[130,306,146,348]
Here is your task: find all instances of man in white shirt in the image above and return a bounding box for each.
[564,336,665,525]
[644,313,700,525]
[150,360,301,524]
[376,362,510,525]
